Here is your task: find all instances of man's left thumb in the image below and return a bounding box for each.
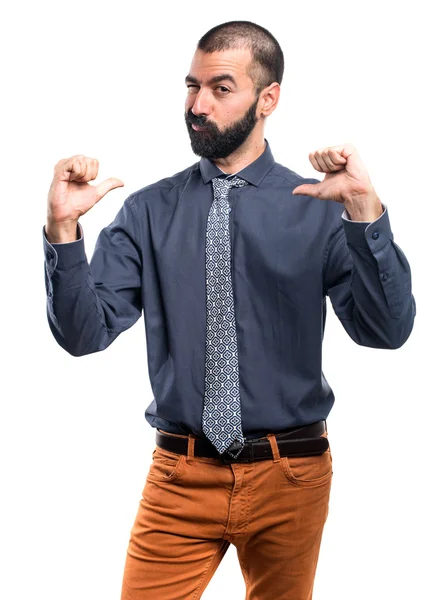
[292,184,317,196]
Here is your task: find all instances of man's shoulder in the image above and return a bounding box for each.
[271,160,345,220]
[271,160,321,188]
[128,161,200,204]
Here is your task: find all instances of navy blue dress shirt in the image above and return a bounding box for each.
[42,139,416,440]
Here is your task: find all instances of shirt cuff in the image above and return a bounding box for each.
[43,222,86,277]
[341,203,392,250]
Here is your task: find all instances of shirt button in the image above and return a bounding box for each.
[372,231,379,240]
[382,272,389,281]
[46,251,52,260]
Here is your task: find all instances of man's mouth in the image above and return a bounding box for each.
[191,123,208,132]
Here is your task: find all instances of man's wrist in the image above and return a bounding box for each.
[45,220,79,243]
[343,192,384,222]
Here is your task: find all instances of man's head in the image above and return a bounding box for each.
[184,21,283,160]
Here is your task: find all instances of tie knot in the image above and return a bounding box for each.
[212,176,248,197]
[227,175,248,188]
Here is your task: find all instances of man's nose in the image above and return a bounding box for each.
[190,88,212,117]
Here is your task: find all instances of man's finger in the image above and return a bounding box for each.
[292,183,321,197]
[328,148,347,165]
[313,149,345,172]
[95,178,125,202]
[331,144,356,161]
[309,153,325,173]
[320,150,344,171]
[57,155,87,181]
[91,159,99,181]
[75,158,92,181]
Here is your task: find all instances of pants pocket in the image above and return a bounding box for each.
[280,445,333,488]
[146,446,186,484]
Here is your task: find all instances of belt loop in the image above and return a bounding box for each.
[187,434,196,460]
[266,433,281,463]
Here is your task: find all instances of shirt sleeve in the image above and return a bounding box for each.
[323,203,416,349]
[43,195,143,356]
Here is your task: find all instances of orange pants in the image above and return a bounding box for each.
[120,428,333,599]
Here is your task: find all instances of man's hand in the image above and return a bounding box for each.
[292,143,383,221]
[46,155,124,242]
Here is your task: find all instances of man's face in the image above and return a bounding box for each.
[184,48,261,160]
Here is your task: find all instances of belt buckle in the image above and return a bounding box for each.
[219,453,236,464]
[219,439,254,464]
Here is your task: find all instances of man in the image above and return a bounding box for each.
[43,20,415,600]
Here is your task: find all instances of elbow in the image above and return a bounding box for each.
[65,344,94,358]
[62,334,113,357]
[48,316,108,357]
[384,296,416,350]
[387,336,411,350]
[387,322,415,350]
[55,335,97,358]
[351,295,416,350]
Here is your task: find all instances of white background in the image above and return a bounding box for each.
[1,1,437,598]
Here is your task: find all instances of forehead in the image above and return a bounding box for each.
[187,47,253,84]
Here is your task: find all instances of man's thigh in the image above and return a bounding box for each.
[234,434,333,600]
[119,444,232,600]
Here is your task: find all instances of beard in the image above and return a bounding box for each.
[184,96,260,160]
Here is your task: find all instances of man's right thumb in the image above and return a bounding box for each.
[95,178,125,201]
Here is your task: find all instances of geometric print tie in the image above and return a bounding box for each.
[202,175,249,458]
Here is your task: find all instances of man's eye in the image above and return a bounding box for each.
[186,84,229,94]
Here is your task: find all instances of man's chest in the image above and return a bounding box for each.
[145,188,329,299]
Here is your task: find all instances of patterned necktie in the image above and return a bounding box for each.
[202,175,249,458]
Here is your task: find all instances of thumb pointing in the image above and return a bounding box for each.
[95,178,125,202]
[292,184,318,197]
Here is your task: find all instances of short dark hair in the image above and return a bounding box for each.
[197,21,284,95]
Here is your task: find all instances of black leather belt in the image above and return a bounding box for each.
[155,420,329,464]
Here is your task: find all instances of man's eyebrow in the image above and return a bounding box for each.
[185,74,238,86]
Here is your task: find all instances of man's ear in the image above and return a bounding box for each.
[260,83,280,117]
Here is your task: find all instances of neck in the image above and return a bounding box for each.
[211,131,266,174]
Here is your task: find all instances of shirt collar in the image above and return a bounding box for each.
[199,138,275,187]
